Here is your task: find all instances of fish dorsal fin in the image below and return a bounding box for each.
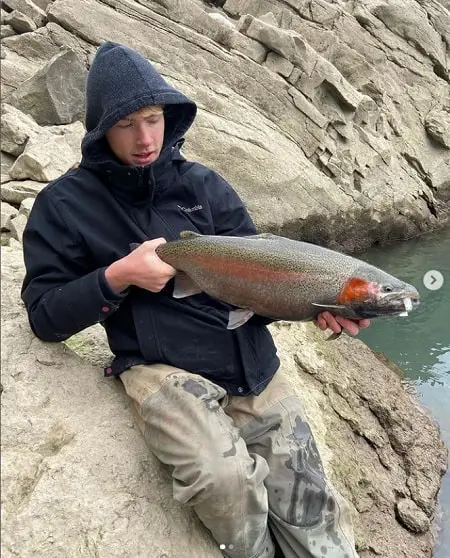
[180,230,201,240]
[244,233,281,240]
[173,272,203,298]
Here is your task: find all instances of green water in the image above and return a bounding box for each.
[357,226,450,557]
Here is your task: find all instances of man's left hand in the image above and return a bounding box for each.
[315,311,371,336]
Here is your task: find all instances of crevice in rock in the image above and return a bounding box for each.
[16,458,47,514]
[432,60,449,82]
[401,152,435,192]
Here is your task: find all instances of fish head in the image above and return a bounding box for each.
[336,270,420,319]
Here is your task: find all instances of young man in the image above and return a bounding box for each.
[22,42,368,558]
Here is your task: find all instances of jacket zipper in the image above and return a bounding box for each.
[153,207,178,241]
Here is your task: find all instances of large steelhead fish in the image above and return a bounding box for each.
[156,231,420,330]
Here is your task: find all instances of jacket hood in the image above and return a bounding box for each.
[81,42,197,162]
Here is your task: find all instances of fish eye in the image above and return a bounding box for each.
[382,285,394,293]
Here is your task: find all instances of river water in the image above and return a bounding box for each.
[357,226,450,557]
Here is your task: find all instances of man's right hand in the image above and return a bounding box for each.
[105,238,177,294]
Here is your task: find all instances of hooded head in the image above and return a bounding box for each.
[81,42,197,166]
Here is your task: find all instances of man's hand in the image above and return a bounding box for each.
[314,311,371,336]
[105,238,176,294]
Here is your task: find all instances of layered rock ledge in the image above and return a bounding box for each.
[1,0,449,251]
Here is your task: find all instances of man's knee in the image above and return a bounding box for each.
[173,452,270,508]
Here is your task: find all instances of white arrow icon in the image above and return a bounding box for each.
[423,270,444,291]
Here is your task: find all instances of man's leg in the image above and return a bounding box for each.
[225,370,358,558]
[120,364,275,558]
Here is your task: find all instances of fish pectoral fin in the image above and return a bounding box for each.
[173,272,203,298]
[227,308,255,329]
[180,230,201,240]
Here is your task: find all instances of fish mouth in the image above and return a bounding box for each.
[358,290,420,318]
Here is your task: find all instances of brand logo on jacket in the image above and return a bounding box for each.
[177,204,203,213]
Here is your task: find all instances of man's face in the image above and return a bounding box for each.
[105,106,165,166]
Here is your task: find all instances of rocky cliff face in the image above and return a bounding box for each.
[1,0,449,251]
[1,1,449,557]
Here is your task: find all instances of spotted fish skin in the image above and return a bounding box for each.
[156,232,420,323]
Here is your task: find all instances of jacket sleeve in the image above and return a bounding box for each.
[21,190,128,342]
[206,170,276,327]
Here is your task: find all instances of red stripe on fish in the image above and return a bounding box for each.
[192,253,305,280]
[337,277,372,304]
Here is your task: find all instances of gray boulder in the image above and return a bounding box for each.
[18,196,35,218]
[425,109,450,148]
[8,212,27,241]
[0,22,18,37]
[7,49,87,125]
[32,0,54,9]
[2,0,47,27]
[0,179,47,204]
[4,9,37,33]
[9,128,82,182]
[1,150,16,178]
[1,103,41,156]
[0,201,18,230]
[396,498,431,534]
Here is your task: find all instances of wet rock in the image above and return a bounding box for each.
[2,10,37,33]
[0,179,46,204]
[396,498,431,534]
[8,50,87,125]
[270,322,448,558]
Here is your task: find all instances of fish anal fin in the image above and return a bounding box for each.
[173,272,203,298]
[227,309,255,329]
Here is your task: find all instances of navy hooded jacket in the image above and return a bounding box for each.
[21,42,280,396]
